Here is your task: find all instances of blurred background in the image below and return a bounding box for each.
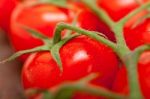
[0,30,24,99]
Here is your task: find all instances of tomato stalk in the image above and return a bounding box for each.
[52,0,150,99]
[122,44,150,99]
[81,1,150,99]
[52,82,126,99]
[1,0,150,98]
[53,23,116,50]
[0,27,52,63]
[45,74,126,99]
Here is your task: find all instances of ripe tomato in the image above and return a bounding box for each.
[124,18,150,50]
[78,9,115,41]
[73,2,115,41]
[22,36,119,91]
[98,0,148,21]
[0,0,18,31]
[112,51,150,99]
[9,1,75,61]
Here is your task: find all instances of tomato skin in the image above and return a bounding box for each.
[22,36,119,91]
[9,2,74,61]
[113,51,150,99]
[0,0,18,31]
[22,52,61,89]
[98,0,148,21]
[74,2,115,41]
[124,18,150,50]
[78,9,115,41]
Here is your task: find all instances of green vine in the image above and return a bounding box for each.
[51,0,150,99]
[1,0,150,99]
[43,74,126,99]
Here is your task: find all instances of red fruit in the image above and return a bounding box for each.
[0,0,18,31]
[9,1,75,61]
[78,9,115,41]
[124,18,150,50]
[22,36,119,91]
[98,0,148,21]
[113,51,150,99]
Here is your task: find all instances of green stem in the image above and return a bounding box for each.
[53,83,126,99]
[81,0,130,55]
[122,45,150,99]
[0,45,50,63]
[51,34,80,72]
[81,0,115,28]
[118,2,150,26]
[112,25,130,57]
[21,25,52,45]
[53,23,117,51]
[52,74,126,99]
[123,53,143,99]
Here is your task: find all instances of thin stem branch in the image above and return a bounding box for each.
[122,44,150,99]
[0,45,50,63]
[118,2,150,26]
[112,25,130,57]
[53,83,126,99]
[52,74,126,99]
[81,0,130,56]
[53,23,117,51]
[123,53,143,99]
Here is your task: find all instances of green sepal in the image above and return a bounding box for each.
[51,34,80,72]
[21,25,52,45]
[63,11,80,38]
[43,90,53,99]
[0,45,49,64]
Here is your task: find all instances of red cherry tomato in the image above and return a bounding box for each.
[124,18,150,50]
[22,36,119,91]
[98,0,148,21]
[9,1,75,61]
[78,9,115,41]
[113,51,150,99]
[73,2,115,41]
[0,0,18,31]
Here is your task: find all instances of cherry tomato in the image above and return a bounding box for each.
[9,1,75,61]
[98,0,148,21]
[22,36,119,91]
[0,0,18,31]
[113,51,150,99]
[78,9,115,41]
[124,18,150,50]
[73,2,115,41]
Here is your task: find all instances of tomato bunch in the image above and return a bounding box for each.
[1,0,150,99]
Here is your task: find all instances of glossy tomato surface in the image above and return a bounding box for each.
[98,0,148,21]
[124,18,150,50]
[22,36,119,90]
[113,51,150,99]
[0,0,18,31]
[73,2,115,41]
[10,1,75,61]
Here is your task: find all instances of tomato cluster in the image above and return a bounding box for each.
[1,0,150,99]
